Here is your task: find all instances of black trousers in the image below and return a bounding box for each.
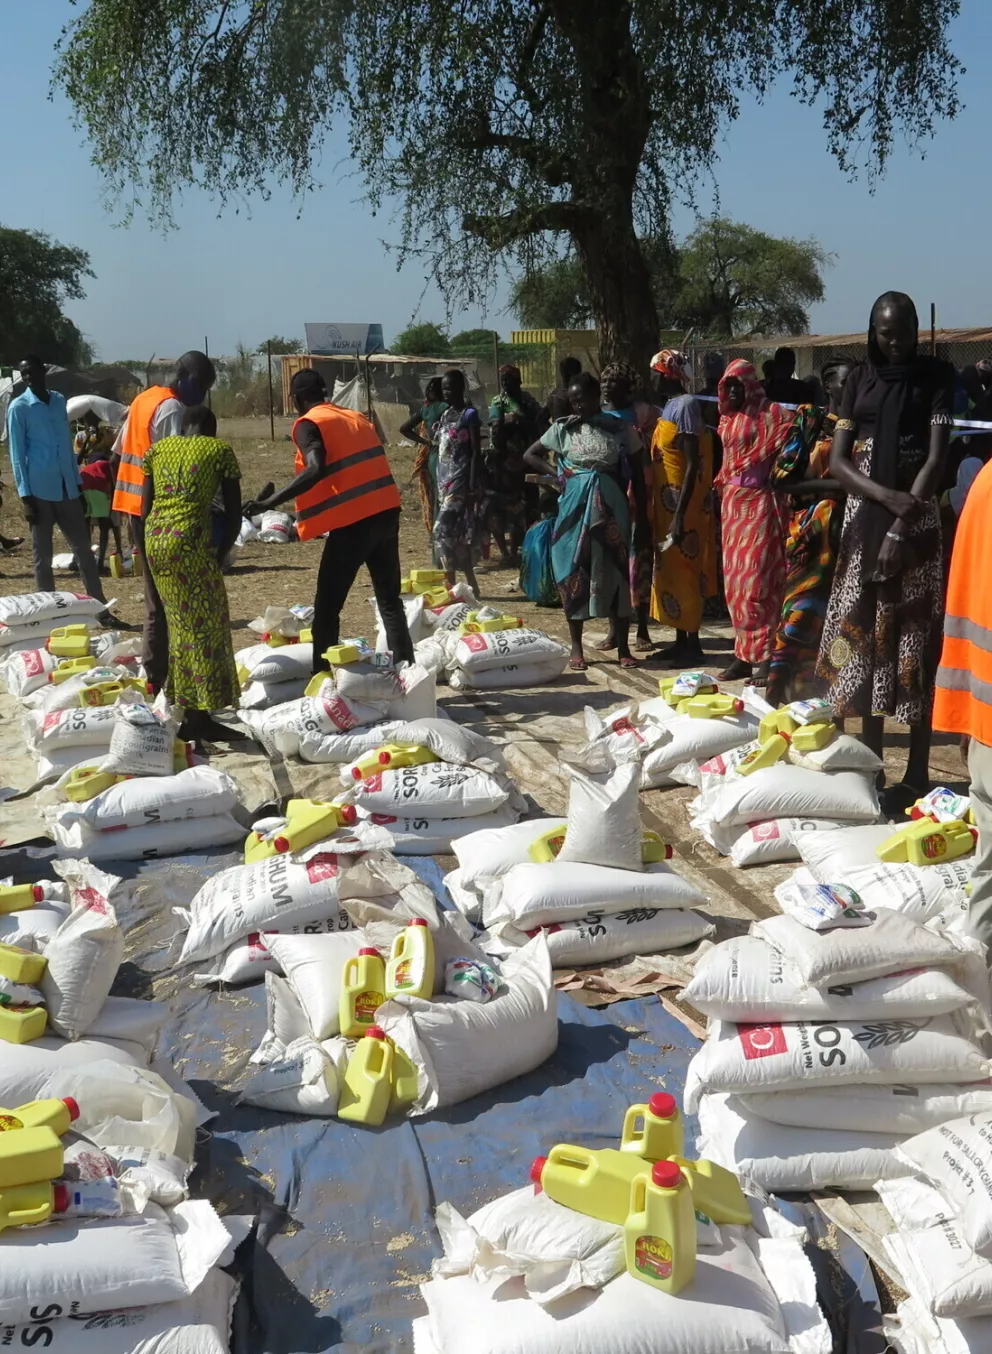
[312,507,414,670]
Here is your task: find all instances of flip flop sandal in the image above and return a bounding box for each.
[568,658,589,672]
[619,655,638,668]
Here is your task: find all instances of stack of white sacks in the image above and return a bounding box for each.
[236,604,315,709]
[447,742,715,972]
[0,590,108,658]
[0,861,239,1352]
[411,599,570,691]
[173,842,559,1113]
[679,816,992,1196]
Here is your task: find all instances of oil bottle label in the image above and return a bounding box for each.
[0,1114,23,1132]
[544,832,566,858]
[923,834,948,859]
[356,989,384,1022]
[394,961,415,989]
[635,1234,673,1280]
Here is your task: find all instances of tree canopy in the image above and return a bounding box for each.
[513,218,831,338]
[450,328,501,352]
[257,335,303,355]
[0,225,95,367]
[390,322,451,357]
[55,0,962,367]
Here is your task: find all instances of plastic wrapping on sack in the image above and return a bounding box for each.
[795,823,901,879]
[449,658,569,689]
[0,1036,149,1107]
[356,803,520,855]
[696,1092,904,1193]
[239,675,310,710]
[485,860,706,929]
[373,592,427,651]
[452,818,568,888]
[432,1187,624,1306]
[57,766,241,831]
[896,1115,992,1259]
[247,603,313,638]
[100,690,178,777]
[787,732,884,774]
[682,934,978,1023]
[683,1012,991,1114]
[556,761,644,872]
[345,761,512,820]
[41,862,125,1040]
[742,1082,992,1136]
[695,766,881,831]
[729,818,851,868]
[235,641,314,684]
[25,702,118,751]
[387,718,507,776]
[640,711,758,789]
[263,930,368,1039]
[237,1035,345,1115]
[257,509,295,542]
[576,703,671,768]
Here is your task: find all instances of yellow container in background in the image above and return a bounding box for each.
[532,1145,648,1226]
[339,948,386,1040]
[337,1027,395,1126]
[385,920,435,1000]
[0,1126,62,1189]
[0,943,48,987]
[0,1007,47,1045]
[671,1156,751,1225]
[620,1092,684,1162]
[0,1182,55,1233]
[0,885,42,915]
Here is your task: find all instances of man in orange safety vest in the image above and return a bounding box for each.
[244,368,414,671]
[933,454,992,946]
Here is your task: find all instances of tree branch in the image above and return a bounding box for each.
[464,201,592,247]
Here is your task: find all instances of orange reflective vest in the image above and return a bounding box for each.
[934,459,992,745]
[112,385,175,516]
[292,403,400,539]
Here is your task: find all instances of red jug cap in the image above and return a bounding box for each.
[341,804,357,824]
[649,1092,677,1120]
[273,837,290,853]
[367,1026,387,1039]
[53,1183,68,1213]
[411,918,428,928]
[61,1097,80,1122]
[351,767,363,780]
[652,1161,682,1188]
[530,1156,547,1186]
[379,751,392,764]
[358,947,381,958]
[31,886,44,902]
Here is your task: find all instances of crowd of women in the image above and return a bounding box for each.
[408,290,984,816]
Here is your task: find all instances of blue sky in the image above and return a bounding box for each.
[1,2,987,359]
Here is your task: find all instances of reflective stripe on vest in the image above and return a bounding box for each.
[292,404,400,539]
[934,459,992,745]
[112,385,174,516]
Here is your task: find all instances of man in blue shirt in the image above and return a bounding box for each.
[7,355,108,604]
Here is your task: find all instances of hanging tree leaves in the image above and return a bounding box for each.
[54,0,962,366]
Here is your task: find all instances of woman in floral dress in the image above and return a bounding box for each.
[142,405,242,743]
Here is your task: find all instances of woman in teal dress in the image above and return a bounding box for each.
[141,405,242,743]
[524,372,646,670]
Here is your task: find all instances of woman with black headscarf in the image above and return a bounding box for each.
[816,291,955,812]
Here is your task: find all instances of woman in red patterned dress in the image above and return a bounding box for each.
[715,359,795,683]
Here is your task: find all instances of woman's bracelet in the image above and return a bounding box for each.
[885,529,905,542]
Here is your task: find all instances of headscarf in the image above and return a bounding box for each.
[716,358,794,482]
[499,364,522,382]
[650,350,691,387]
[601,361,640,391]
[861,293,923,568]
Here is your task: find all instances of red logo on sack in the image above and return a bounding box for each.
[462,633,488,653]
[43,711,64,731]
[750,821,781,842]
[362,773,383,792]
[610,717,644,744]
[322,694,360,731]
[23,649,45,676]
[370,813,398,825]
[305,854,340,883]
[75,886,109,915]
[246,933,270,958]
[700,755,725,775]
[738,1023,787,1060]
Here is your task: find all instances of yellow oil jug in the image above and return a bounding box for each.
[349,744,439,782]
[640,831,673,864]
[385,919,435,1000]
[659,674,718,707]
[791,721,837,753]
[460,614,524,635]
[737,731,791,776]
[421,586,453,606]
[0,1098,79,1136]
[758,709,799,741]
[0,943,47,987]
[684,694,744,719]
[131,549,143,577]
[173,740,194,772]
[410,569,445,585]
[339,948,386,1039]
[63,767,126,802]
[400,577,414,594]
[0,1006,47,1045]
[298,627,313,643]
[48,656,97,685]
[528,827,671,865]
[878,818,977,866]
[0,884,44,915]
[324,642,366,666]
[261,632,296,649]
[0,1126,63,1188]
[304,672,331,697]
[671,1156,751,1225]
[388,1041,420,1114]
[620,1092,684,1162]
[109,552,125,579]
[0,1181,55,1233]
[245,799,358,863]
[532,1145,648,1226]
[337,1027,395,1126]
[624,1160,696,1294]
[46,624,92,659]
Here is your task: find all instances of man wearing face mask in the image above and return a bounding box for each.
[113,351,217,690]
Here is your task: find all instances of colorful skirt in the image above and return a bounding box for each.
[719,484,787,664]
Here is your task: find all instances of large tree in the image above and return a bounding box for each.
[0,225,95,366]
[514,219,830,337]
[390,322,451,357]
[54,1,961,367]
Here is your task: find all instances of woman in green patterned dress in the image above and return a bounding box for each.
[141,405,242,742]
